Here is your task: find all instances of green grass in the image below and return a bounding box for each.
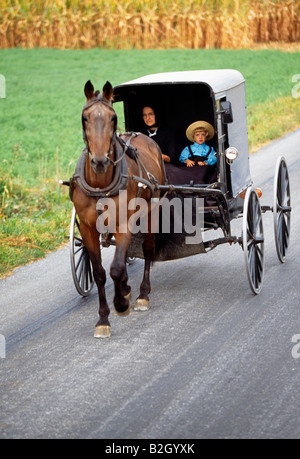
[0,48,299,277]
[0,181,72,274]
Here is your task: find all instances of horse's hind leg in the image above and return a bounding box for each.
[134,233,155,311]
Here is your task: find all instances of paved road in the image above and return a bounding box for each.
[0,129,299,439]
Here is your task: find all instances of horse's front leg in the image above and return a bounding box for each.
[134,232,155,311]
[79,223,111,338]
[110,233,132,316]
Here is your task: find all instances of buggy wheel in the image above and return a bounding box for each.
[273,156,291,263]
[70,207,95,297]
[243,187,265,294]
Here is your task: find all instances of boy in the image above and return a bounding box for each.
[179,121,216,167]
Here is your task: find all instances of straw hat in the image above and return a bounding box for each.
[186,121,215,142]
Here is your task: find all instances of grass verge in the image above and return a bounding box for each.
[0,178,72,278]
[0,48,299,278]
[248,96,300,152]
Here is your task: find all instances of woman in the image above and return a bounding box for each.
[142,106,176,164]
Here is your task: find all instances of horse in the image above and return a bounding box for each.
[71,80,165,338]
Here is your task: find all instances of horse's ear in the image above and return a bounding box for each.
[102,81,113,102]
[84,80,95,100]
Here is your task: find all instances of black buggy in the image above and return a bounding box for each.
[68,69,291,296]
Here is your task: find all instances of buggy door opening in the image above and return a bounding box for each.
[113,69,252,202]
[114,82,217,186]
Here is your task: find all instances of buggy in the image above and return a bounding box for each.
[67,69,291,297]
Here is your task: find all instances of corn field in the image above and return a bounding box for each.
[0,0,299,49]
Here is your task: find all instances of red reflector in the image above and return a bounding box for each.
[239,188,262,199]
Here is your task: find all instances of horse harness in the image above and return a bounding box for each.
[69,96,161,201]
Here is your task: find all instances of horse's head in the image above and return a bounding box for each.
[82,80,117,174]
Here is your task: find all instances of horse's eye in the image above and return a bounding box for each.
[82,115,88,122]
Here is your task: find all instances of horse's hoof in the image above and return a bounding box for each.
[115,292,132,316]
[134,298,150,311]
[94,325,111,339]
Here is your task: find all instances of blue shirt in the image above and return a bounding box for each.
[179,142,217,166]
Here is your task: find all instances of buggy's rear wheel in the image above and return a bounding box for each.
[70,207,94,297]
[243,187,265,295]
[273,156,291,263]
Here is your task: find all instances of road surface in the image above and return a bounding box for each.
[0,129,300,439]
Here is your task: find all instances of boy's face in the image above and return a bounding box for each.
[193,130,207,145]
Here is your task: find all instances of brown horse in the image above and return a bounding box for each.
[71,80,165,338]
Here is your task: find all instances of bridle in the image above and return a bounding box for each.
[72,94,160,199]
[81,96,118,166]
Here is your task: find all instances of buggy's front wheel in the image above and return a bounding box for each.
[243,187,265,295]
[70,207,95,297]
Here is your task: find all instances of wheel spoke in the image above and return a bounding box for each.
[84,253,92,291]
[252,195,258,225]
[80,253,89,291]
[277,169,282,206]
[77,255,84,283]
[88,260,93,283]
[256,244,264,259]
[249,246,255,279]
[75,248,85,272]
[282,216,289,245]
[247,238,254,251]
[74,245,85,256]
[247,198,254,232]
[75,217,80,231]
[255,212,262,232]
[281,215,289,255]
[280,164,287,204]
[256,247,263,278]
